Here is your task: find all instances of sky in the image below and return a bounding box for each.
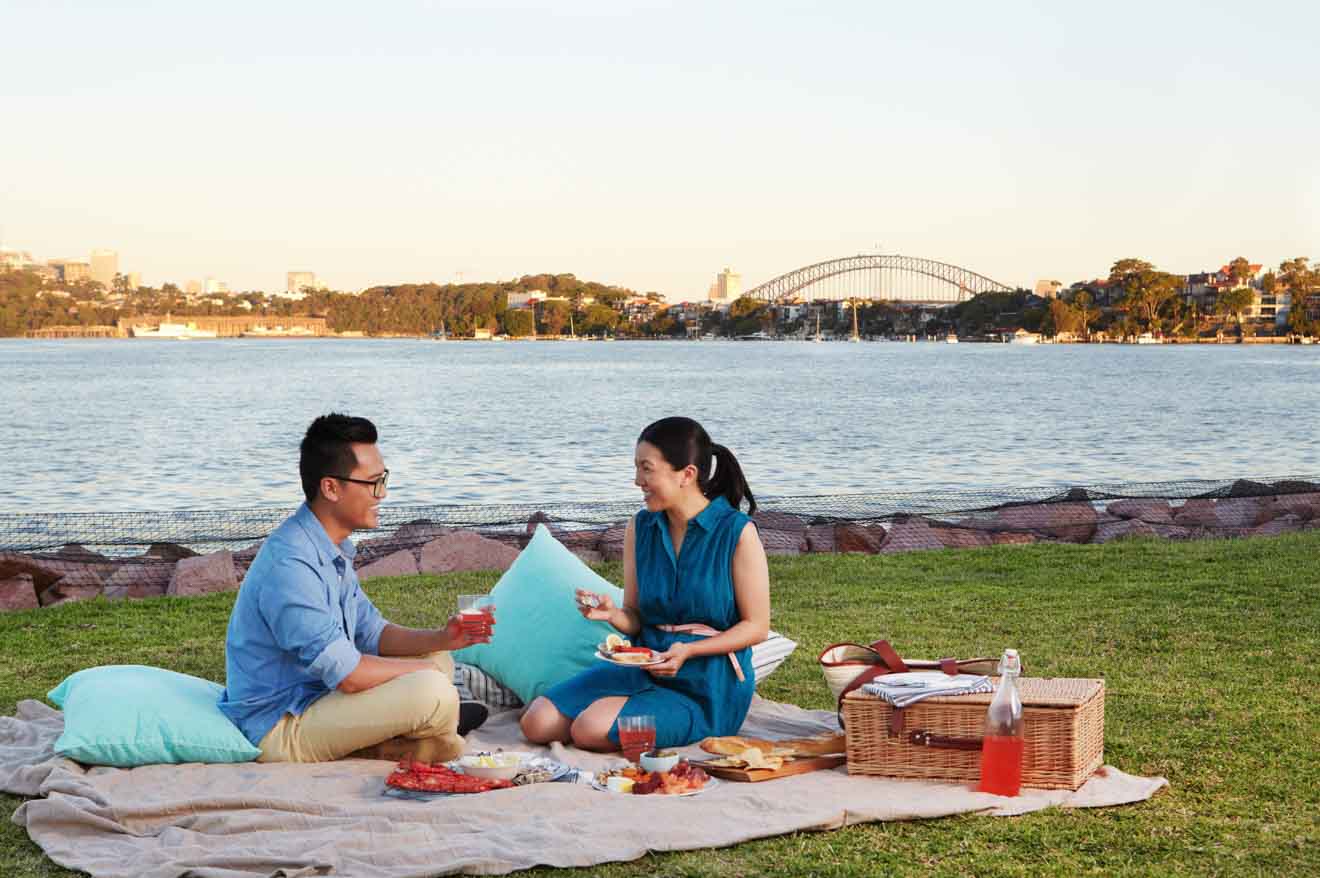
[3,0,1318,298]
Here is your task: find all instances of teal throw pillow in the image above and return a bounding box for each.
[453,524,624,703]
[47,665,261,767]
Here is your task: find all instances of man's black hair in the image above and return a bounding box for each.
[299,413,378,503]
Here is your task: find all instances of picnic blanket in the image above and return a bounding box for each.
[2,696,1166,878]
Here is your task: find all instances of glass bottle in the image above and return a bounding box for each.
[977,648,1024,796]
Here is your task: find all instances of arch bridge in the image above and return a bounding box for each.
[744,254,1016,304]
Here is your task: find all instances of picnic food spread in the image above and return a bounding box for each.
[695,734,847,780]
[596,760,711,795]
[386,758,515,794]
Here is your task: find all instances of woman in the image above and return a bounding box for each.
[520,417,770,753]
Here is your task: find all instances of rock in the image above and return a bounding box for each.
[1174,498,1270,531]
[526,511,554,535]
[834,523,884,554]
[571,548,604,565]
[0,574,39,612]
[750,511,809,533]
[1269,492,1320,522]
[56,543,111,563]
[880,518,945,554]
[1250,515,1304,538]
[930,525,993,549]
[356,549,420,581]
[105,561,173,600]
[1092,519,1157,544]
[166,551,239,597]
[597,521,629,561]
[1148,523,1204,541]
[1225,479,1278,498]
[0,552,86,591]
[991,532,1037,546]
[141,542,199,562]
[804,524,836,553]
[1105,499,1174,524]
[39,575,106,606]
[418,531,519,574]
[556,529,605,553]
[995,502,1098,543]
[393,519,456,547]
[758,528,805,555]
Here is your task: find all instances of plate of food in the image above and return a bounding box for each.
[596,634,665,666]
[592,760,716,797]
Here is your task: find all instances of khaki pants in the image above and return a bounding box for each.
[257,652,462,764]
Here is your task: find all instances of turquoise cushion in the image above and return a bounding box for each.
[453,524,624,703]
[47,665,261,767]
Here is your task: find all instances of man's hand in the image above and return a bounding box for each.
[440,606,496,650]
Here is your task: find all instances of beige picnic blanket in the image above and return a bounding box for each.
[2,697,1166,878]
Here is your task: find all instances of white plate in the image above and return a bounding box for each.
[594,649,664,667]
[590,776,720,797]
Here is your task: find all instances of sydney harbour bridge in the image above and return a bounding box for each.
[744,254,1016,305]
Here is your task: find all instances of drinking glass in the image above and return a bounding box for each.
[617,714,656,763]
[456,594,495,638]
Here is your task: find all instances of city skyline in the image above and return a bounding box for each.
[3,1,1317,298]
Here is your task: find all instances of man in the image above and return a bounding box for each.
[219,413,492,763]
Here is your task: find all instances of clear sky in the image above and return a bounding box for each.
[3,0,1317,298]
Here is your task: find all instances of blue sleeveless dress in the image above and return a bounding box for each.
[543,495,756,749]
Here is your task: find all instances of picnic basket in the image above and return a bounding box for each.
[842,677,1105,791]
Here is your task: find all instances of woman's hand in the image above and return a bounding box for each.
[574,589,615,622]
[646,641,692,677]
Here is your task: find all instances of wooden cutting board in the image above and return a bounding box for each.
[694,753,846,783]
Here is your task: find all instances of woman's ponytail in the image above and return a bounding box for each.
[707,443,757,515]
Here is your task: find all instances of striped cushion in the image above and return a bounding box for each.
[454,631,798,713]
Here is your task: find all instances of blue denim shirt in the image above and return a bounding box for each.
[218,503,388,746]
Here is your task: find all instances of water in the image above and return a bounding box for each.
[3,339,1318,513]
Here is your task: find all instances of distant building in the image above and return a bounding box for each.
[203,277,228,295]
[1034,279,1063,299]
[286,271,324,296]
[185,280,202,296]
[0,249,35,269]
[90,249,118,288]
[47,259,91,283]
[711,267,741,302]
[124,272,141,290]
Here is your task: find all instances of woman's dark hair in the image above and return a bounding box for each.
[637,417,756,514]
[299,413,378,503]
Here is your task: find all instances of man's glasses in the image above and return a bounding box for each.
[330,469,389,499]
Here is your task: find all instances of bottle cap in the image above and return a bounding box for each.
[999,648,1021,676]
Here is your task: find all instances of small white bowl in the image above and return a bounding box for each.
[639,751,680,773]
[458,751,526,780]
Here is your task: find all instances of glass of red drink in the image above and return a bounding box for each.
[455,594,495,640]
[617,715,656,763]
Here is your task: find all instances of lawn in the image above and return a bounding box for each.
[3,531,1318,877]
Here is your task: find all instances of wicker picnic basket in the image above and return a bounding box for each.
[842,677,1105,791]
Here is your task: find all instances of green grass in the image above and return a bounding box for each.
[3,534,1319,877]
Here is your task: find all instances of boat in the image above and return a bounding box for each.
[1008,328,1040,345]
[945,332,959,344]
[814,312,822,343]
[1134,332,1163,345]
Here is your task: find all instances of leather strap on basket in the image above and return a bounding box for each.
[908,729,983,751]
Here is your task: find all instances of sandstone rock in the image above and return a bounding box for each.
[995,502,1098,543]
[750,511,809,533]
[393,519,456,547]
[0,574,39,612]
[56,543,111,563]
[1092,519,1156,544]
[167,551,239,597]
[880,518,945,554]
[1148,523,1203,541]
[930,525,993,549]
[356,549,420,581]
[1250,515,1304,538]
[834,523,884,554]
[597,521,629,561]
[1225,479,1278,498]
[556,529,605,553]
[571,548,604,565]
[804,524,836,553]
[1268,492,1320,522]
[0,552,91,590]
[141,542,199,562]
[105,561,173,600]
[526,511,554,535]
[1105,499,1174,524]
[991,532,1037,546]
[1174,498,1270,531]
[419,531,519,574]
[39,576,106,606]
[757,528,805,555]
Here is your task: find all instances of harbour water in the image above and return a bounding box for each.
[4,339,1318,513]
